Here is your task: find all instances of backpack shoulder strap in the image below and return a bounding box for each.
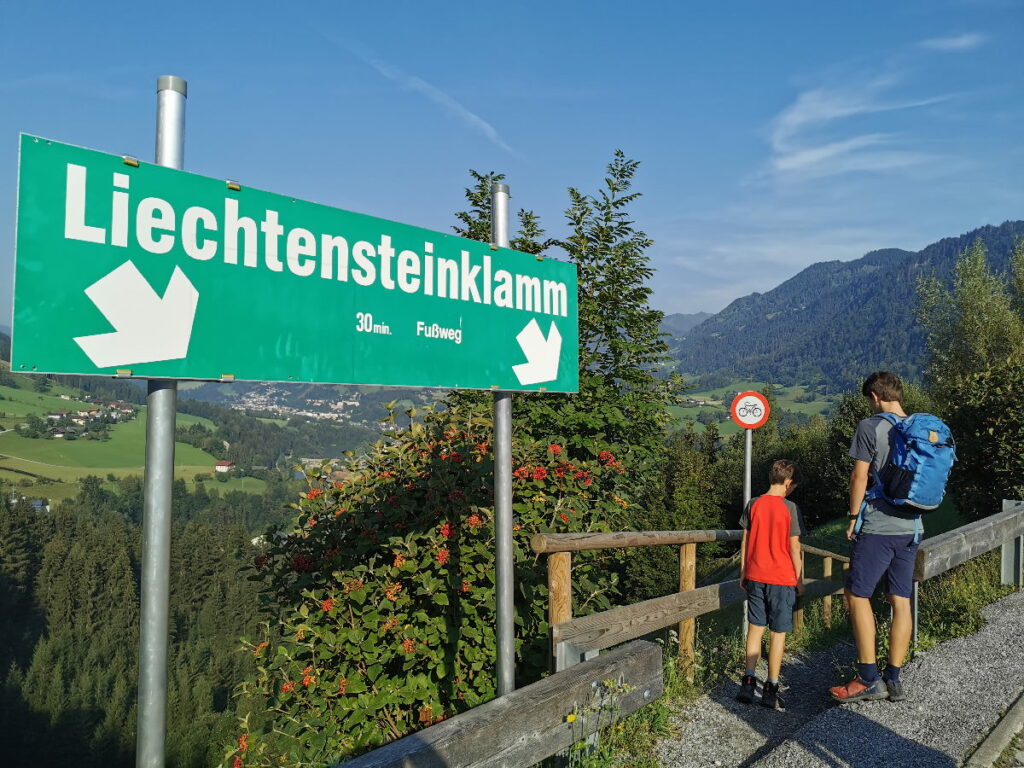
[865,414,899,503]
[877,412,901,427]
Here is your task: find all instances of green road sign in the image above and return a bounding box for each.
[12,135,579,392]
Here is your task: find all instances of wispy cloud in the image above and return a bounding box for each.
[341,41,514,154]
[765,79,949,181]
[919,33,987,51]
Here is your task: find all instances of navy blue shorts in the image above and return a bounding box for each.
[746,581,796,633]
[845,533,918,599]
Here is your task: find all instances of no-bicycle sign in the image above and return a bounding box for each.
[11,135,579,392]
[730,391,770,430]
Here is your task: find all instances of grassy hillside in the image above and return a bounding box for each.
[0,385,235,501]
[0,409,215,467]
[0,383,94,422]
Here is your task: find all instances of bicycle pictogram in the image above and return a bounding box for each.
[737,403,763,419]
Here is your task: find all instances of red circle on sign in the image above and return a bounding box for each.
[730,391,771,430]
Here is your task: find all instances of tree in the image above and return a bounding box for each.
[626,424,726,599]
[917,238,1024,519]
[917,239,1024,410]
[0,499,42,676]
[448,158,681,499]
[451,170,552,256]
[19,414,46,439]
[1,484,268,768]
[533,151,685,467]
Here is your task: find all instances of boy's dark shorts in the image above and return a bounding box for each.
[745,580,796,633]
[845,533,918,599]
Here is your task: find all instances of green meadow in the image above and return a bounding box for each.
[0,400,243,501]
[667,380,835,434]
[0,384,93,422]
[0,410,214,467]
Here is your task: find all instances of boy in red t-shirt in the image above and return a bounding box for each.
[736,459,806,709]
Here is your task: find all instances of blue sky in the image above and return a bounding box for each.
[2,0,1021,323]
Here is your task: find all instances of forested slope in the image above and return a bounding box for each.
[0,481,279,768]
[671,220,1024,388]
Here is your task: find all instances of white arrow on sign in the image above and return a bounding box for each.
[73,261,199,369]
[513,319,562,386]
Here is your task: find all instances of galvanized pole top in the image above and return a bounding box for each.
[156,75,187,96]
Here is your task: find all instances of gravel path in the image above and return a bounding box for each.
[656,589,1024,768]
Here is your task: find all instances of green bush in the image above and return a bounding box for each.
[230,402,630,766]
[942,364,1024,520]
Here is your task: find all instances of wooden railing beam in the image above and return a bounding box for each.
[554,577,845,652]
[801,544,850,563]
[531,529,742,554]
[915,501,1024,581]
[336,641,663,768]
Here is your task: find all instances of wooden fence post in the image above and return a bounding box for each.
[677,542,696,681]
[549,552,572,670]
[822,556,833,629]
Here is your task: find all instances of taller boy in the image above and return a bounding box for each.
[830,371,919,703]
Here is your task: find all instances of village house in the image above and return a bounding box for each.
[214,460,235,473]
[7,493,49,513]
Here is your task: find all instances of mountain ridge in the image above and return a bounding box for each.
[669,220,1024,389]
[661,311,712,341]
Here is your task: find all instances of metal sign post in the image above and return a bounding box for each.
[742,427,751,639]
[136,74,186,768]
[743,429,752,508]
[491,182,515,696]
[730,390,770,641]
[730,389,770,508]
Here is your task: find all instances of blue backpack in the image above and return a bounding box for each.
[869,412,956,511]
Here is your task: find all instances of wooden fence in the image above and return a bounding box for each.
[338,501,1024,768]
[909,498,1024,645]
[530,530,849,678]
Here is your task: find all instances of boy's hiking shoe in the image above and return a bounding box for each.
[829,676,889,703]
[761,681,784,710]
[736,675,757,704]
[884,677,906,702]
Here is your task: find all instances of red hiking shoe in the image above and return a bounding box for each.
[829,676,889,703]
